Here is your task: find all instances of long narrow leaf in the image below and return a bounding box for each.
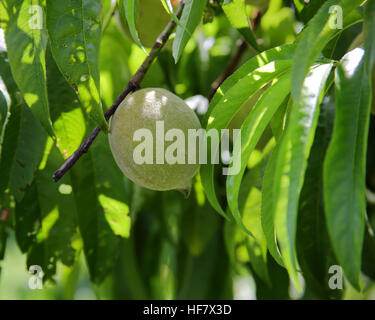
[291,0,363,102]
[222,0,259,50]
[172,0,207,63]
[274,63,332,289]
[118,0,143,49]
[323,48,371,290]
[204,44,296,127]
[226,72,291,236]
[364,0,375,74]
[296,96,342,299]
[201,60,293,220]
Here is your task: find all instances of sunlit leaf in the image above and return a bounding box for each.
[226,72,291,235]
[46,0,108,132]
[201,58,293,220]
[15,146,78,280]
[291,0,363,102]
[222,0,259,50]
[323,48,371,290]
[0,104,46,201]
[69,129,130,283]
[273,63,332,289]
[0,0,54,136]
[172,0,207,63]
[118,0,143,49]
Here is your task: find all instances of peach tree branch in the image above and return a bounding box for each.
[53,1,185,182]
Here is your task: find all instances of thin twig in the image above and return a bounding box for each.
[53,1,185,182]
[208,39,248,101]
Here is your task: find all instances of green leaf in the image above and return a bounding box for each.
[0,38,19,147]
[261,131,285,267]
[15,146,79,280]
[222,0,259,50]
[172,0,207,63]
[90,132,131,239]
[159,0,183,29]
[293,0,327,24]
[273,63,332,289]
[203,44,296,127]
[46,0,108,132]
[269,95,288,141]
[226,72,291,236]
[260,0,296,48]
[46,47,86,157]
[0,0,54,136]
[181,176,219,257]
[177,232,232,299]
[201,59,293,220]
[323,48,371,290]
[99,16,132,108]
[291,0,363,102]
[48,43,130,282]
[46,46,131,282]
[238,148,274,285]
[0,222,7,278]
[296,96,342,299]
[364,0,375,74]
[362,225,375,281]
[69,129,130,283]
[254,256,290,300]
[201,45,296,221]
[70,150,119,284]
[118,0,143,49]
[254,253,290,300]
[0,104,47,201]
[0,77,10,137]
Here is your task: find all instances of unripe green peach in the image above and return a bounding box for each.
[109,88,201,194]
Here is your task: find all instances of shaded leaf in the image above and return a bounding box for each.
[293,0,327,24]
[181,176,219,256]
[254,253,290,300]
[296,95,342,299]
